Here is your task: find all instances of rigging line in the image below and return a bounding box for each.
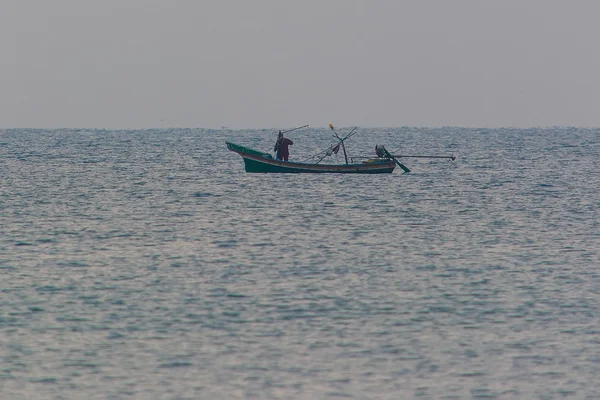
[301,149,328,163]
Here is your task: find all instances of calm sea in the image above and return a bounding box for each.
[1,127,599,399]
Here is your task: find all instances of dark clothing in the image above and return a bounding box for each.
[276,138,293,161]
[274,132,284,155]
[274,135,283,153]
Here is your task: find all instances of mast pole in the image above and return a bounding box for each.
[329,123,350,164]
[341,141,349,164]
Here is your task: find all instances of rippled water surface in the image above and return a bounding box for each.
[1,127,600,399]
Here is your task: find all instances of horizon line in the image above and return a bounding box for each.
[2,125,599,131]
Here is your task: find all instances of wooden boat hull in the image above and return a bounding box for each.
[226,142,396,174]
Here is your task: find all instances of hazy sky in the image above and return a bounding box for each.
[4,0,600,129]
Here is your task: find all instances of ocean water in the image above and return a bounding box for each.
[1,127,599,399]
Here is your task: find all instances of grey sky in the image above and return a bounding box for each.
[4,0,600,129]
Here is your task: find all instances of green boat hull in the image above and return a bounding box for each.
[226,142,396,174]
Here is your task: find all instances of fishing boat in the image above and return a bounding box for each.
[226,141,398,174]
[226,124,454,174]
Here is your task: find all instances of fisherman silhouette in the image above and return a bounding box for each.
[274,130,293,161]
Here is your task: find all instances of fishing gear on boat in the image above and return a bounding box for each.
[301,125,357,164]
[329,124,360,165]
[301,144,341,164]
[280,124,309,134]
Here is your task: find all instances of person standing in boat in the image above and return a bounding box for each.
[274,130,293,161]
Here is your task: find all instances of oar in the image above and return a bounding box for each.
[381,146,411,173]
